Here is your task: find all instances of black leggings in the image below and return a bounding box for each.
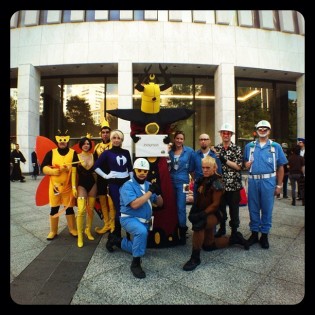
[50,206,75,216]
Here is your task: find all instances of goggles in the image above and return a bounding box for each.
[55,135,70,143]
[134,169,149,175]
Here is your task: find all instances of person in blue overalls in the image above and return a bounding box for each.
[105,158,163,279]
[168,130,195,244]
[244,120,288,249]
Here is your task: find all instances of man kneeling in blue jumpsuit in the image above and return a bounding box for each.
[106,158,163,279]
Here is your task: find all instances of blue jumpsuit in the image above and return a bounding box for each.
[169,145,194,227]
[244,140,288,233]
[119,178,159,257]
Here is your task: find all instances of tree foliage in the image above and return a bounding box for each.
[64,96,99,137]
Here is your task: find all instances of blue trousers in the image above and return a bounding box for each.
[247,178,275,234]
[120,217,149,257]
[172,181,187,227]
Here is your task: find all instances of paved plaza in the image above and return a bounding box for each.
[10,175,306,306]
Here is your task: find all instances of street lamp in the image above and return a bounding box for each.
[81,122,86,137]
[238,116,242,137]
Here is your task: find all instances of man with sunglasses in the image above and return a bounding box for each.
[105,158,163,279]
[244,120,287,249]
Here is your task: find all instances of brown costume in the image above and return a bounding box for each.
[184,174,248,271]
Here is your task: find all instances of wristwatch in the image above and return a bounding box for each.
[276,185,283,189]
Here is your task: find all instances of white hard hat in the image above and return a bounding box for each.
[219,122,234,134]
[133,158,150,170]
[281,143,288,149]
[256,120,271,130]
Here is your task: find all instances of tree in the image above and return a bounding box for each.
[237,95,270,139]
[64,96,99,137]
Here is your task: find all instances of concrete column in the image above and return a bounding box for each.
[118,60,133,155]
[296,75,305,139]
[214,63,236,145]
[17,64,40,173]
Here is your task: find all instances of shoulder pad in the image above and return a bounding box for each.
[212,177,225,191]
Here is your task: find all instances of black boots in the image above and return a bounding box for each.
[178,226,188,245]
[106,233,122,252]
[247,231,269,249]
[291,198,296,206]
[229,231,249,250]
[130,257,146,279]
[183,249,201,271]
[202,243,218,251]
[215,223,226,238]
[247,231,259,246]
[259,233,269,249]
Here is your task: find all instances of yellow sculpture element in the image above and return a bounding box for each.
[141,82,161,114]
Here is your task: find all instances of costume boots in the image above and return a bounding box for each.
[247,231,259,246]
[95,195,111,234]
[215,222,226,238]
[130,257,146,279]
[108,195,116,233]
[66,213,78,237]
[76,197,86,248]
[106,232,122,252]
[47,216,59,240]
[229,231,249,250]
[259,233,269,249]
[178,226,188,245]
[85,197,95,241]
[183,249,201,271]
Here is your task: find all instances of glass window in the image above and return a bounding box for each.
[236,80,273,148]
[275,83,297,145]
[236,79,296,149]
[40,76,118,141]
[10,87,18,145]
[109,10,120,21]
[86,10,95,22]
[133,72,214,149]
[134,10,144,20]
[194,77,215,148]
[39,10,48,25]
[18,10,25,27]
[62,10,71,23]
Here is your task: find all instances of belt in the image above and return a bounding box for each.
[120,213,151,224]
[248,172,276,179]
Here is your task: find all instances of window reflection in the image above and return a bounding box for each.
[236,80,296,148]
[109,10,120,21]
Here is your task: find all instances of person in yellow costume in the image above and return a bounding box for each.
[41,130,79,240]
[93,119,115,234]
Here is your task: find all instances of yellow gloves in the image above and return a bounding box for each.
[43,166,60,176]
[71,166,77,198]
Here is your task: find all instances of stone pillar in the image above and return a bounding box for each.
[17,64,40,173]
[118,60,133,155]
[214,63,236,145]
[296,75,305,139]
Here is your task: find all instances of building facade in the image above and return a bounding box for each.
[10,10,305,173]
